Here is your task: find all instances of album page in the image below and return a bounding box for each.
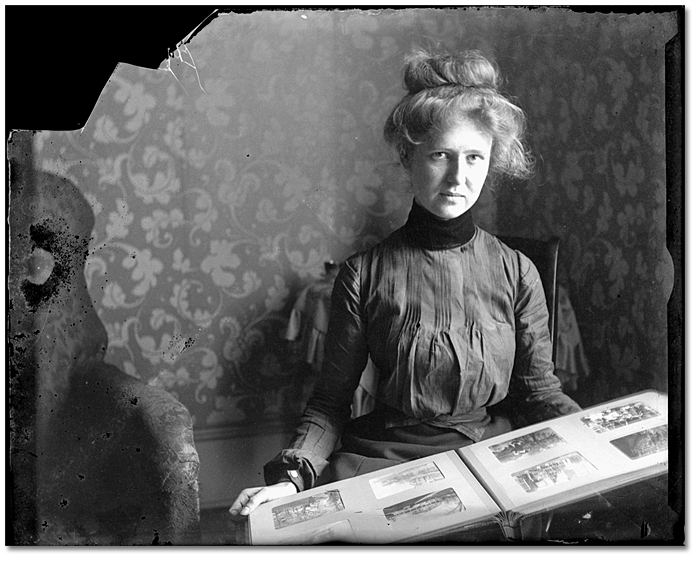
[457,390,669,518]
[248,449,501,544]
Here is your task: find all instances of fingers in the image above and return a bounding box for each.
[239,488,268,516]
[229,482,298,517]
[229,487,262,517]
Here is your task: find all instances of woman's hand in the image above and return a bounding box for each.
[229,481,298,517]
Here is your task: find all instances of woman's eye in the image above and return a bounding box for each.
[431,152,448,160]
[26,247,55,285]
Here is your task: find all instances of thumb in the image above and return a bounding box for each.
[239,488,268,515]
[229,487,261,516]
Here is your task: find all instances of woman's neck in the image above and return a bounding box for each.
[404,199,476,250]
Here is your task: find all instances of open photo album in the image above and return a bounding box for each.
[246,390,669,544]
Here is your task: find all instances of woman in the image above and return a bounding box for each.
[230,48,581,517]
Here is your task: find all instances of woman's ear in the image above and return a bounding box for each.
[399,149,411,170]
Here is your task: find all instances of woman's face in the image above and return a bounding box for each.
[406,119,493,220]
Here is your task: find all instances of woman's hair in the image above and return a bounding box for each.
[383,49,534,183]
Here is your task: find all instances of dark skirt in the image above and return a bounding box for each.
[317,410,511,486]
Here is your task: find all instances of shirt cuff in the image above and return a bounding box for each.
[280,469,304,492]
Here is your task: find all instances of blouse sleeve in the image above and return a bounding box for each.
[263,257,369,491]
[507,251,582,425]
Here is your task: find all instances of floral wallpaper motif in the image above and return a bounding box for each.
[480,9,677,405]
[33,8,677,429]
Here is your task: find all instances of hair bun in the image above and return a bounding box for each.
[402,49,500,94]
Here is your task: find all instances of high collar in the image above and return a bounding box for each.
[404,199,476,250]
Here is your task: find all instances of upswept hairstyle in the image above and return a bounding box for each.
[383,49,535,183]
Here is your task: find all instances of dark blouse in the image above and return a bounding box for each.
[264,201,581,490]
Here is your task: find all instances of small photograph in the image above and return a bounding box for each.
[383,488,465,523]
[512,452,597,494]
[276,519,359,545]
[581,401,660,434]
[610,424,668,460]
[272,490,345,530]
[488,428,566,464]
[369,461,445,500]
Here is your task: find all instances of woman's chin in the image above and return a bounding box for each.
[415,196,473,220]
[434,201,471,220]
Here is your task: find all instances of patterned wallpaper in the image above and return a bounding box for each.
[485,9,677,404]
[33,8,677,430]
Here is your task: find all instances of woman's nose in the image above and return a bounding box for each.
[447,157,467,185]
